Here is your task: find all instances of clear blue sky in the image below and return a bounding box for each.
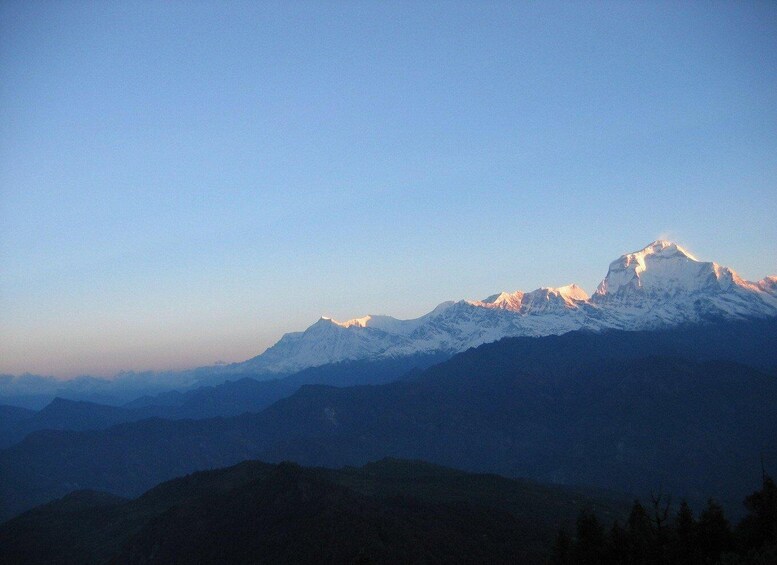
[1,1,776,378]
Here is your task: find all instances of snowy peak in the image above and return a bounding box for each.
[328,315,372,328]
[758,276,777,295]
[519,285,589,314]
[594,240,721,298]
[552,284,589,302]
[478,291,524,311]
[325,313,424,336]
[475,284,588,314]
[591,240,777,324]
[647,240,697,259]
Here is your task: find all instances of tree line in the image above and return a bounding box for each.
[552,475,777,564]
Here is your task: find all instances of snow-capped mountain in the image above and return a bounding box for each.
[237,241,777,375]
[590,241,777,325]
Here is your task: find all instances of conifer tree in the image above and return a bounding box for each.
[551,529,573,565]
[697,498,733,562]
[739,475,777,549]
[573,509,606,565]
[673,499,697,563]
[608,521,629,564]
[627,499,655,562]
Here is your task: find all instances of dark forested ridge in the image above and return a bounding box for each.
[0,458,628,565]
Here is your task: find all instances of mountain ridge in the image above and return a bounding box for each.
[236,241,777,375]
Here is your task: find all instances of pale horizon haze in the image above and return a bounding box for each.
[1,1,776,378]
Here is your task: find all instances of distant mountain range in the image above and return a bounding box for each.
[2,320,775,522]
[0,354,445,448]
[235,240,777,375]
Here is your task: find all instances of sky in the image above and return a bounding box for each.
[1,1,776,378]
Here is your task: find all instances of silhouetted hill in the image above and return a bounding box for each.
[0,458,627,565]
[1,321,775,522]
